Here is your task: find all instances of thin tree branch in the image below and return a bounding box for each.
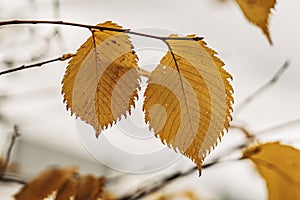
[230,125,254,141]
[0,125,26,184]
[256,118,300,136]
[235,60,290,113]
[116,144,245,200]
[0,53,74,76]
[116,158,241,200]
[0,20,203,41]
[0,174,27,185]
[1,125,21,174]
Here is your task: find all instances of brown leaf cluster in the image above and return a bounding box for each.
[14,167,110,200]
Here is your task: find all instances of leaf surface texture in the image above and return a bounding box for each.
[143,35,233,173]
[62,21,140,135]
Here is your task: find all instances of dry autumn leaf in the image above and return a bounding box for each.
[75,175,105,200]
[14,167,77,200]
[235,0,276,44]
[62,21,140,135]
[143,35,233,174]
[243,142,300,200]
[14,167,107,200]
[55,176,78,200]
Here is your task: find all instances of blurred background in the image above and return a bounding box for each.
[0,0,300,199]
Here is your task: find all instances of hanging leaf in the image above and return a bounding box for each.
[243,142,300,200]
[62,21,140,136]
[234,0,276,44]
[14,167,107,200]
[143,35,233,174]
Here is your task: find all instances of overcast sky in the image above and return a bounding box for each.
[1,0,300,199]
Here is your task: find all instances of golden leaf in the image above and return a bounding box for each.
[143,35,233,174]
[62,21,140,135]
[235,0,276,44]
[243,142,300,200]
[14,167,76,200]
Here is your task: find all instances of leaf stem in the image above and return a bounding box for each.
[137,68,151,78]
[0,20,203,41]
[230,125,254,141]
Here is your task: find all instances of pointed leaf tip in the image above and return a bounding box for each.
[235,0,276,44]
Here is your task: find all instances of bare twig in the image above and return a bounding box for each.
[0,53,74,76]
[1,125,21,174]
[53,0,61,19]
[0,125,26,184]
[230,125,254,141]
[235,60,290,112]
[30,29,62,62]
[232,118,300,139]
[116,144,245,200]
[116,159,240,200]
[0,174,27,185]
[256,118,300,136]
[0,20,203,42]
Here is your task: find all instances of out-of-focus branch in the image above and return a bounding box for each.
[235,60,290,113]
[0,53,74,76]
[230,125,254,141]
[0,174,27,185]
[116,144,245,200]
[1,125,20,173]
[0,125,26,184]
[257,118,300,136]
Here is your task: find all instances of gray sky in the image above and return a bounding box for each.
[1,0,300,199]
